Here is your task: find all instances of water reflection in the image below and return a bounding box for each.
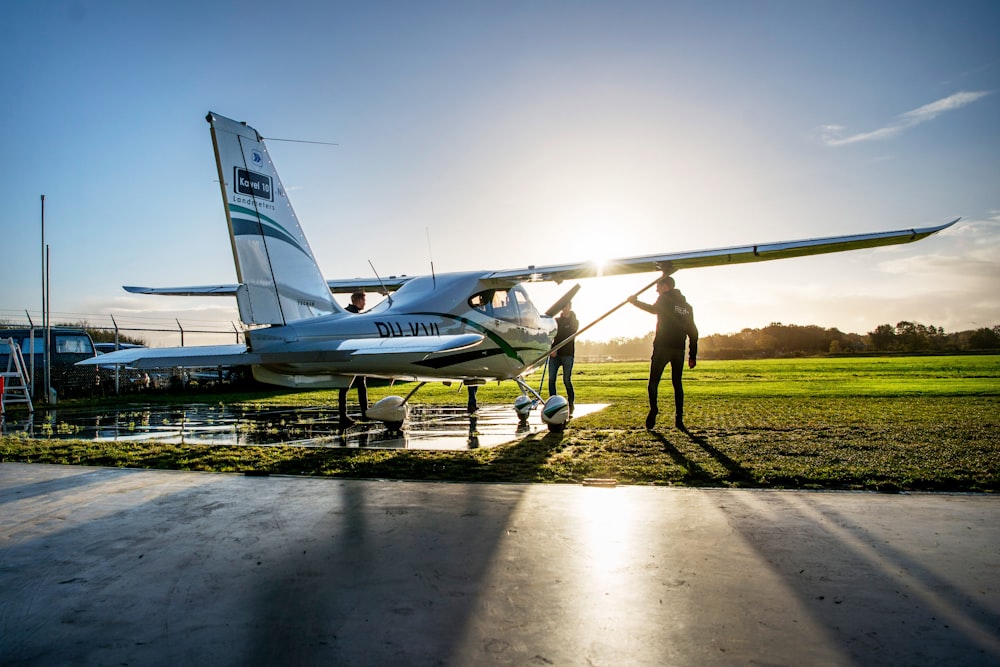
[1,403,605,451]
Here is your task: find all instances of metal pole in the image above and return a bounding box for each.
[23,310,35,395]
[40,195,46,401]
[45,244,51,402]
[111,314,120,394]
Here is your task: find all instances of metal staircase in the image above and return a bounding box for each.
[1,336,33,415]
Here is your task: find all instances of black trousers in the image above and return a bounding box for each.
[648,347,685,417]
[338,376,369,417]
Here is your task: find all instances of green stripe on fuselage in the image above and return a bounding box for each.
[413,312,527,364]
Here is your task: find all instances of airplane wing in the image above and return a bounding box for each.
[76,335,484,369]
[485,219,959,283]
[123,279,417,296]
[122,219,957,296]
[124,285,240,296]
[325,276,416,294]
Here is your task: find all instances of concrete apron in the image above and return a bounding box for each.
[1,462,997,666]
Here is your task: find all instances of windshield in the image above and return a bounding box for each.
[14,333,95,356]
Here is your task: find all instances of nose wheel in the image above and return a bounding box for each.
[513,376,569,432]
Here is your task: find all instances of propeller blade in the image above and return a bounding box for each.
[545,284,581,317]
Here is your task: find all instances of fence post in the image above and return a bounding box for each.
[110,314,121,395]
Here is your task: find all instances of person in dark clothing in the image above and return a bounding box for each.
[548,302,579,414]
[628,276,698,430]
[339,292,369,426]
[345,291,365,314]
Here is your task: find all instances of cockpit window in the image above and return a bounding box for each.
[469,289,511,319]
[469,286,541,327]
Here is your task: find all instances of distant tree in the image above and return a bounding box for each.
[868,324,896,352]
[894,321,947,352]
[969,326,1000,350]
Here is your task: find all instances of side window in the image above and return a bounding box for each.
[491,289,518,321]
[469,290,495,314]
[469,289,519,321]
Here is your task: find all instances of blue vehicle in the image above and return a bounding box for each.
[0,327,98,398]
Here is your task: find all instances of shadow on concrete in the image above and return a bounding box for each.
[713,489,1000,664]
[0,465,533,665]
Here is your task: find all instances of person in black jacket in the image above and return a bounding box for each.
[628,276,698,430]
[339,292,369,426]
[548,302,579,414]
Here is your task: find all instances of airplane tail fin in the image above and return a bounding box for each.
[207,112,341,325]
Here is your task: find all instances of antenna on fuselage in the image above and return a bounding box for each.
[426,227,436,289]
[368,260,393,305]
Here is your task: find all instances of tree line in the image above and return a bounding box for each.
[576,321,1000,360]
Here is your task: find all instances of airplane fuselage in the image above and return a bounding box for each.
[246,272,557,388]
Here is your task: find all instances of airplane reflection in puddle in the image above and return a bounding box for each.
[3,403,608,451]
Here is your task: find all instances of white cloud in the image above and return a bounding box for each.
[821,91,991,147]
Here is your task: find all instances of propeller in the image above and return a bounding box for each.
[545,284,581,317]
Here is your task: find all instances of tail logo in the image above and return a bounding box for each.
[250,148,264,169]
[235,167,273,202]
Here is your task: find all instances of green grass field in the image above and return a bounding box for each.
[2,355,998,491]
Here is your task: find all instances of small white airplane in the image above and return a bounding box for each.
[81,112,958,430]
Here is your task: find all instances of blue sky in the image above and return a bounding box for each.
[2,0,998,345]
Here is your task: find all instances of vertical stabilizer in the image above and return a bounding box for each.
[207,112,340,325]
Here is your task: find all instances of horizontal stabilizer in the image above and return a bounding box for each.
[77,335,484,370]
[78,344,249,368]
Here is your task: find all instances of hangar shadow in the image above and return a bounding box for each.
[0,465,537,665]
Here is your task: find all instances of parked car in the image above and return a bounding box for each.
[0,327,99,398]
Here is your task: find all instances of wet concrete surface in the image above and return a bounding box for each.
[0,402,608,450]
[0,463,997,666]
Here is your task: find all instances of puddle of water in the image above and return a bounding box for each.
[1,403,608,450]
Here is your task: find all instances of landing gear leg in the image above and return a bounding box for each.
[513,376,543,426]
